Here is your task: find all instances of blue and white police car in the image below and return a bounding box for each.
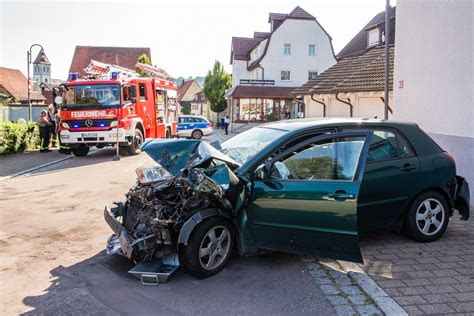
[176,115,213,139]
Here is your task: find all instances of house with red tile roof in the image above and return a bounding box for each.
[0,67,46,121]
[226,6,336,122]
[291,8,396,119]
[68,46,151,77]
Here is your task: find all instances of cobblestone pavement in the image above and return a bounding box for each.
[303,258,384,315]
[358,214,474,315]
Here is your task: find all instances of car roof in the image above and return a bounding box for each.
[258,118,419,132]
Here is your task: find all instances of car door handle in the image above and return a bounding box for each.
[400,164,416,172]
[328,192,355,200]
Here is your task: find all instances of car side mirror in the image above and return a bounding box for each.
[254,164,268,181]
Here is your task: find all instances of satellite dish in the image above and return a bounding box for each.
[54,96,63,105]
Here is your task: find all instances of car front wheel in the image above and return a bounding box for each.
[405,191,449,242]
[180,217,234,279]
[191,129,203,139]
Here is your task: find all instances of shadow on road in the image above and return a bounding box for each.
[21,250,332,315]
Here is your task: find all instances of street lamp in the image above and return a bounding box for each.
[27,43,44,121]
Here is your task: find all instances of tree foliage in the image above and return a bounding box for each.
[135,54,152,77]
[203,61,232,114]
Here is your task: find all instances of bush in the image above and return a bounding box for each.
[0,122,40,156]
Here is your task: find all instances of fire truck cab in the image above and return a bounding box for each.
[59,69,178,157]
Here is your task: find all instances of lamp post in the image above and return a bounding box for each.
[384,0,390,120]
[27,44,44,121]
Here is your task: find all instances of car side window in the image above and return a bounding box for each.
[367,130,413,161]
[269,136,366,181]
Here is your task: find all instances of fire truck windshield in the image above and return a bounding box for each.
[63,84,121,108]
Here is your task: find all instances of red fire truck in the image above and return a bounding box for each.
[59,61,178,157]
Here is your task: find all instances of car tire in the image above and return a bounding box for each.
[191,129,203,140]
[165,128,171,139]
[126,129,143,155]
[405,191,449,242]
[180,217,234,279]
[71,146,89,157]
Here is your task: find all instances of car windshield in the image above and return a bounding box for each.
[220,127,287,164]
[63,84,121,108]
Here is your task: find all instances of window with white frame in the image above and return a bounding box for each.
[284,43,291,55]
[281,70,291,81]
[309,44,316,56]
[308,71,318,80]
[368,28,380,47]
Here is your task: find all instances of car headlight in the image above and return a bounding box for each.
[135,165,173,184]
[110,120,118,127]
[61,122,69,128]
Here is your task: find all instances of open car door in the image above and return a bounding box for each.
[246,131,373,263]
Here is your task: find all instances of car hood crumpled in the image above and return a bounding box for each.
[140,139,241,177]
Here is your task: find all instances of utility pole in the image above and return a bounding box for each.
[384,0,390,120]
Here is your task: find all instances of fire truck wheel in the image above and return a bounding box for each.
[165,128,171,139]
[71,146,90,157]
[191,129,203,140]
[126,129,144,155]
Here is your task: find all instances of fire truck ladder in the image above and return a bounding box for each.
[83,60,138,80]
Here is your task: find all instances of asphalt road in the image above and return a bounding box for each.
[0,140,335,315]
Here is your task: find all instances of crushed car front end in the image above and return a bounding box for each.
[104,139,244,282]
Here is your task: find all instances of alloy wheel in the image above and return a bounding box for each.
[199,225,231,270]
[415,198,445,236]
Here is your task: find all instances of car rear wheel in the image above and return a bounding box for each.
[405,191,449,242]
[191,129,203,139]
[180,217,234,279]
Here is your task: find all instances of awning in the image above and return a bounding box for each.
[225,86,297,99]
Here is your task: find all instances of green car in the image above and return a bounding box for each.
[105,118,470,280]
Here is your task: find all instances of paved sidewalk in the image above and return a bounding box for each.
[358,213,474,315]
[0,149,72,181]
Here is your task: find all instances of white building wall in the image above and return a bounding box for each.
[393,0,474,199]
[231,60,249,87]
[261,19,336,87]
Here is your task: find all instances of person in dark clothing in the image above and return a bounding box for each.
[37,110,52,152]
[220,116,225,130]
[224,115,230,135]
[48,106,57,148]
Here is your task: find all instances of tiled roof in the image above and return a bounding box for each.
[253,32,271,39]
[291,46,394,96]
[268,13,288,22]
[231,37,260,61]
[288,6,315,19]
[226,86,297,98]
[69,46,151,76]
[33,49,51,65]
[177,80,195,102]
[0,67,45,101]
[337,7,396,59]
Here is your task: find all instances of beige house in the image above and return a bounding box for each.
[190,91,211,119]
[292,8,395,119]
[178,79,212,119]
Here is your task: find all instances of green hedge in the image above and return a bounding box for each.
[0,122,41,156]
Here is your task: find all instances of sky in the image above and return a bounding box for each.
[0,0,394,80]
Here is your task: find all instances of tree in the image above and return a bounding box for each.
[135,54,152,77]
[203,60,232,114]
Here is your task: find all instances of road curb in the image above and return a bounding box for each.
[0,154,75,183]
[337,260,408,316]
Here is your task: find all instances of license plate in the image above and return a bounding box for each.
[82,133,98,138]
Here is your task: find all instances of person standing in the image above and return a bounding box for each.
[224,115,230,135]
[37,110,52,153]
[220,116,225,130]
[47,105,57,148]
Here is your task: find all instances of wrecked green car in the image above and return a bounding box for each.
[105,119,470,282]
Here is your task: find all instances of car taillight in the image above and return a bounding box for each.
[443,152,456,164]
